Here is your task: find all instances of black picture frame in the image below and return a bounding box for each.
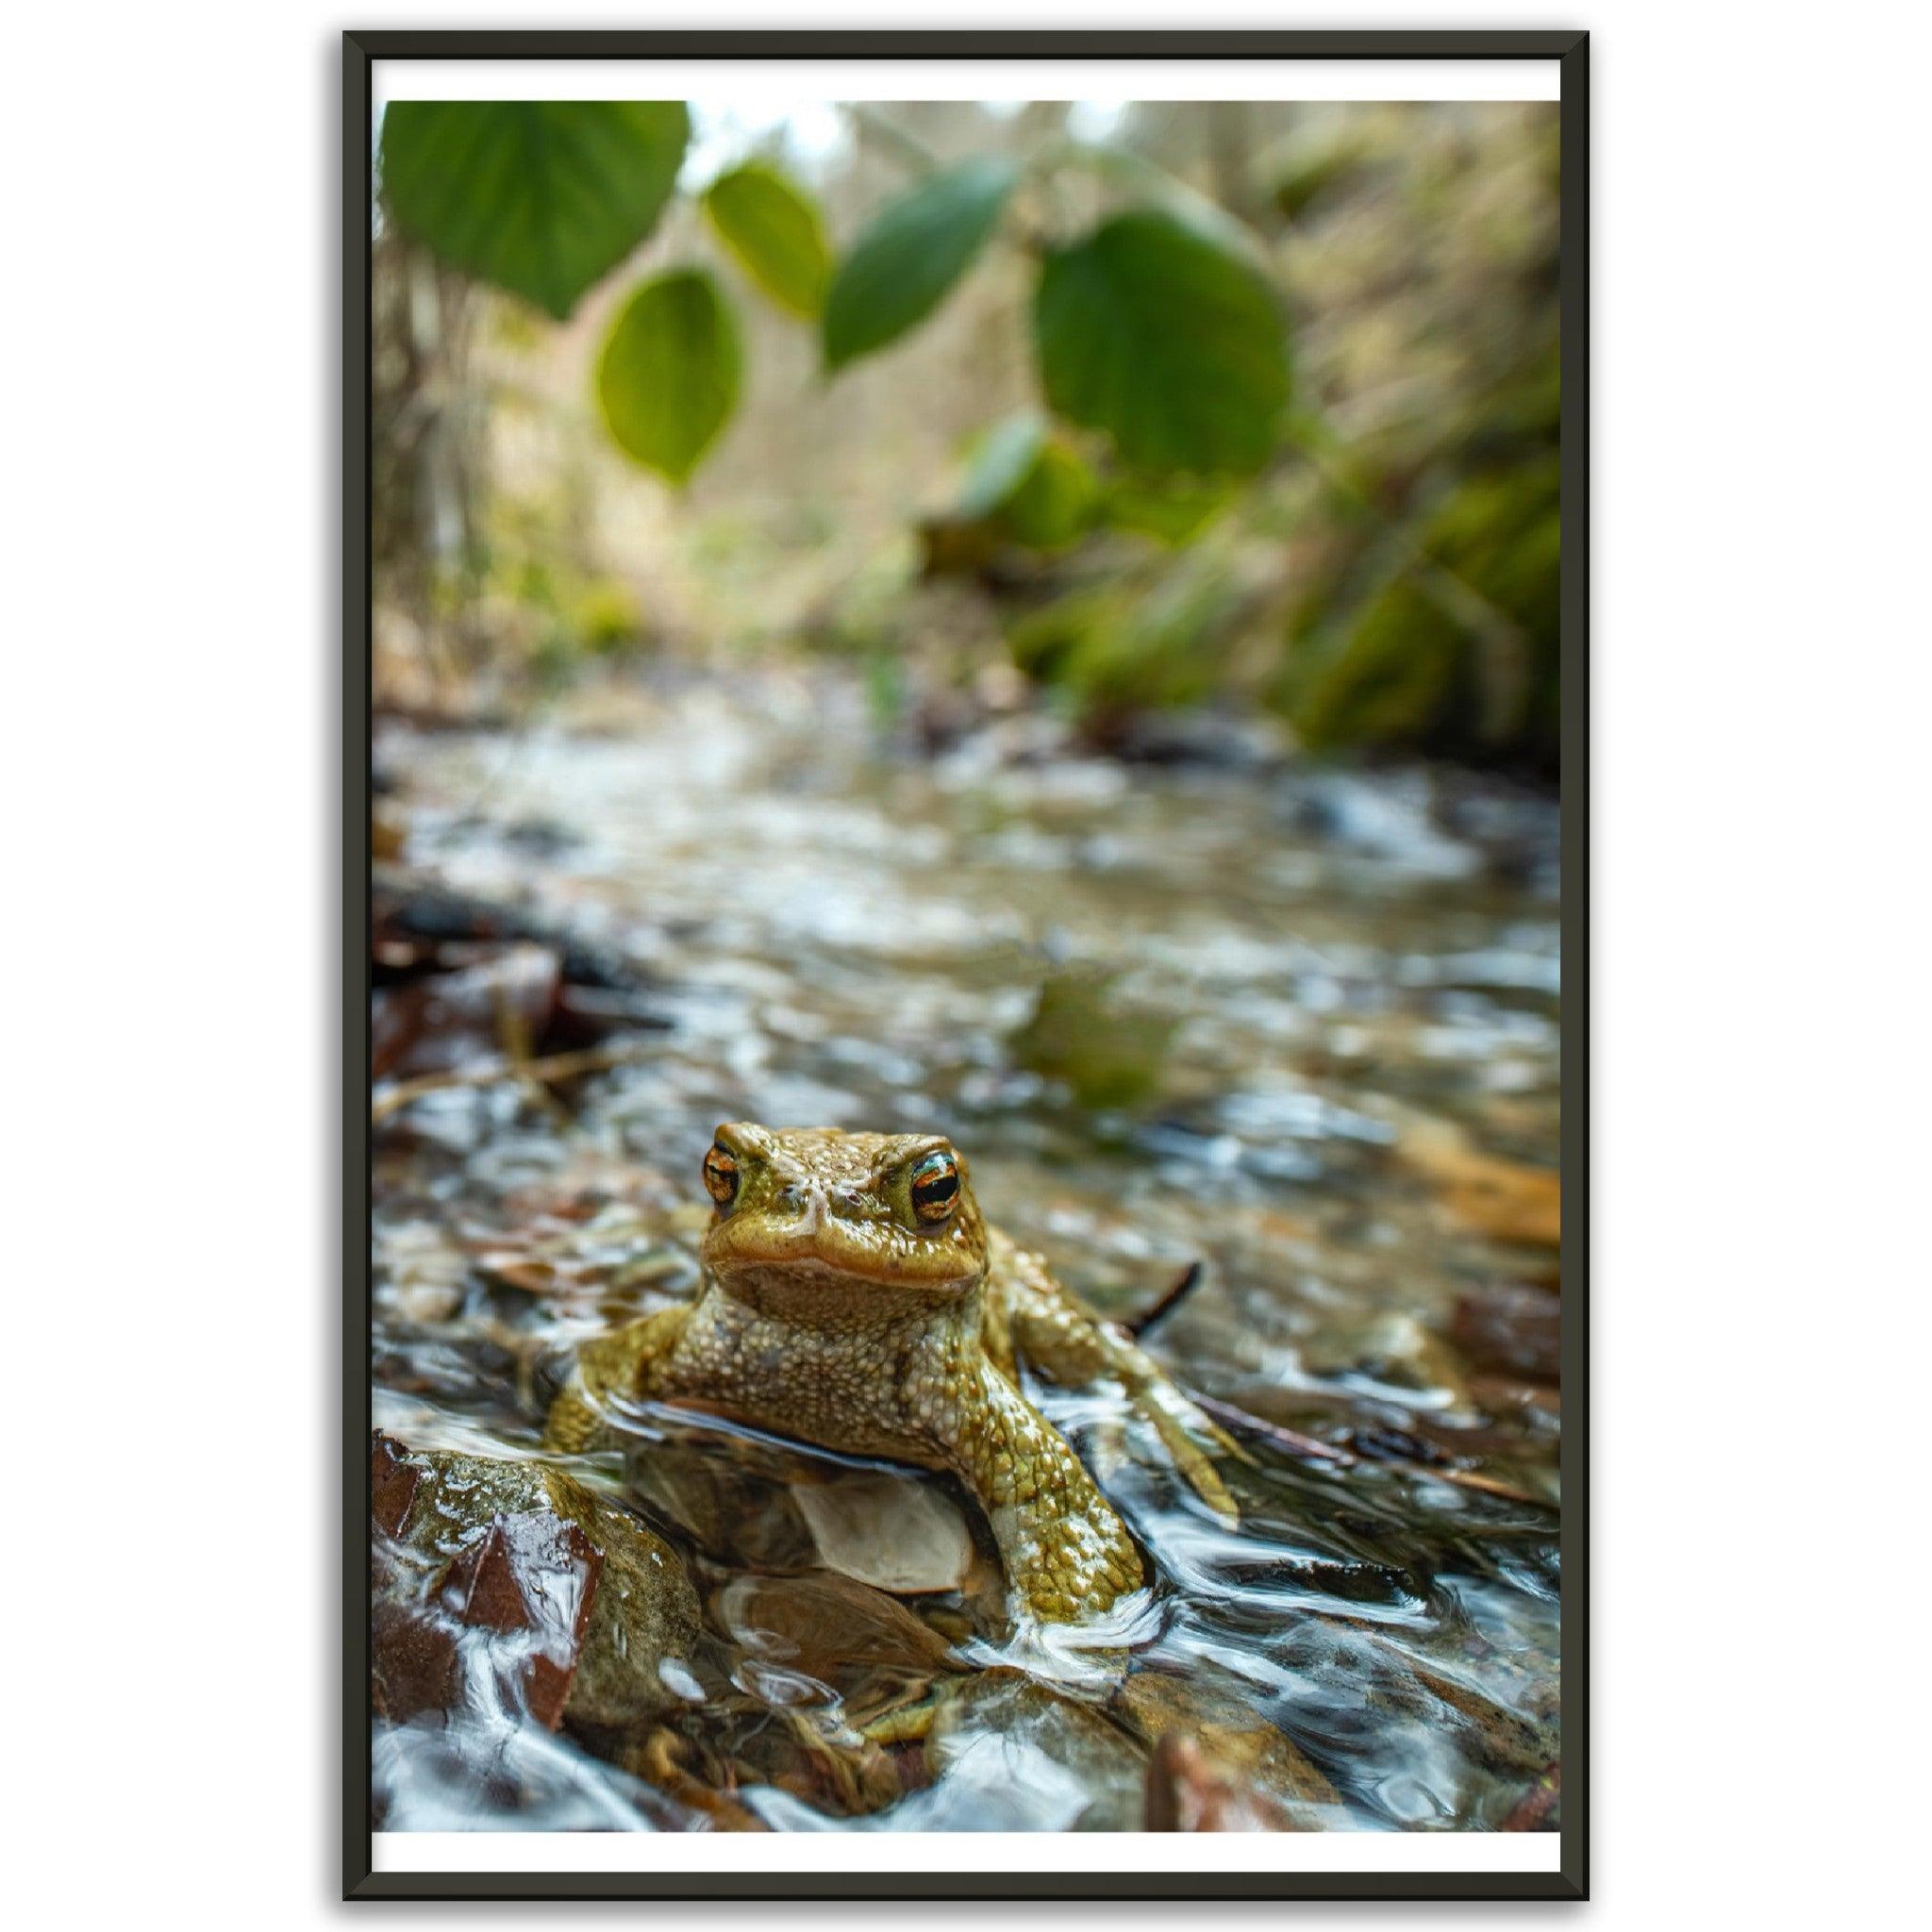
[343,26,1588,1901]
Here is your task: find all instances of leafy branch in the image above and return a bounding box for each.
[378,99,1291,488]
[375,99,1560,763]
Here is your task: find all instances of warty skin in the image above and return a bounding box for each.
[546,1123,1237,1624]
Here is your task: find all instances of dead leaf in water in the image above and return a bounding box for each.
[1143,1732,1309,1831]
[1400,1117,1560,1249]
[372,942,561,1083]
[1118,1670,1337,1822]
[1499,1760,1561,1831]
[714,1571,957,1691]
[792,1471,984,1597]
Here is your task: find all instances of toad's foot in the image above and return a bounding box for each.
[1124,1374,1243,1526]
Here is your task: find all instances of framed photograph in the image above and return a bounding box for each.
[345,27,1585,1901]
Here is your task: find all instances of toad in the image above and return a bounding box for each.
[545,1124,1237,1624]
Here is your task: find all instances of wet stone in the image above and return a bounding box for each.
[919,1670,1147,1832]
[621,1441,821,1572]
[1451,1282,1561,1385]
[1114,1668,1339,1824]
[369,1432,702,1735]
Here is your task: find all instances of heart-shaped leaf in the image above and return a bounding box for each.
[595,270,741,484]
[1034,211,1290,476]
[703,163,832,318]
[380,101,690,321]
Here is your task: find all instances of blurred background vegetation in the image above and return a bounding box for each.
[372,96,1559,773]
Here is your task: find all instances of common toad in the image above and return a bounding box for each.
[545,1124,1236,1623]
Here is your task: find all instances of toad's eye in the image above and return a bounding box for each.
[909,1150,960,1224]
[702,1143,740,1208]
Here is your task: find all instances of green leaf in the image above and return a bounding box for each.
[957,412,1047,518]
[1102,474,1232,544]
[595,270,741,484]
[702,162,831,317]
[946,412,1096,553]
[1000,443,1098,551]
[1011,968,1174,1112]
[823,159,1018,372]
[380,102,690,321]
[1034,211,1290,476]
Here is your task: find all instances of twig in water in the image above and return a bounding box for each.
[1192,1394,1349,1464]
[1124,1260,1207,1340]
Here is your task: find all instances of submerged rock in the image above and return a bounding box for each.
[620,1440,821,1572]
[370,1432,702,1734]
[1010,967,1175,1112]
[1451,1282,1561,1384]
[1399,1115,1561,1250]
[1115,1669,1340,1829]
[912,1669,1147,1831]
[624,1430,992,1600]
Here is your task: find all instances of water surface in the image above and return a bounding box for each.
[371,672,1562,1834]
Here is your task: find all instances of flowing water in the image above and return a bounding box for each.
[370,669,1563,1835]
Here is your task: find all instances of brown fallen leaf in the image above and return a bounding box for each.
[371,804,408,862]
[625,1730,771,1831]
[371,1431,423,1536]
[1400,1117,1561,1250]
[371,1040,656,1124]
[440,1513,599,1728]
[712,1571,957,1695]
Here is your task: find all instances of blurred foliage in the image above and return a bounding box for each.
[1010,969,1176,1112]
[1282,434,1560,759]
[703,163,832,318]
[373,98,1561,771]
[1035,211,1290,476]
[1007,541,1263,720]
[596,270,741,484]
[381,103,690,321]
[822,158,1018,372]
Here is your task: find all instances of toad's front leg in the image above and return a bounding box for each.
[543,1305,692,1452]
[930,1361,1143,1624]
[996,1245,1241,1525]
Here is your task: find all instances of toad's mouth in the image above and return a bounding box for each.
[703,1217,982,1296]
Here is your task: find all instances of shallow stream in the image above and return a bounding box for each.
[370,672,1562,1834]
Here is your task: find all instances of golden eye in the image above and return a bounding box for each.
[702,1142,740,1208]
[909,1150,959,1224]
